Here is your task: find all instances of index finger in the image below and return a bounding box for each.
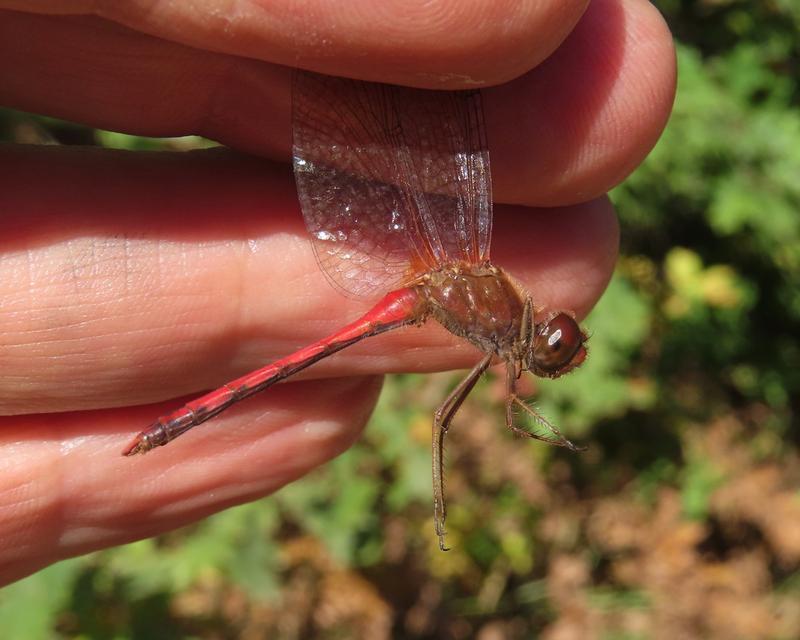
[0,0,589,88]
[0,145,617,415]
[0,0,676,207]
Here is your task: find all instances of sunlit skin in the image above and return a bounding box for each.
[0,0,675,585]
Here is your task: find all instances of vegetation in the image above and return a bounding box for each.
[2,1,799,637]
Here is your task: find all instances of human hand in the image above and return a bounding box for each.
[0,0,675,585]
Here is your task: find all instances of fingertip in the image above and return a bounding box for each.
[494,196,619,319]
[286,0,591,88]
[98,0,589,89]
[486,0,677,206]
[0,375,382,584]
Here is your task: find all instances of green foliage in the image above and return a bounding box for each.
[103,501,280,600]
[680,454,725,521]
[0,561,82,640]
[278,451,384,564]
[536,272,653,433]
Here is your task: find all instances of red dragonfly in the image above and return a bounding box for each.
[124,71,588,550]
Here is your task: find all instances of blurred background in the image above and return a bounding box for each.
[1,1,799,638]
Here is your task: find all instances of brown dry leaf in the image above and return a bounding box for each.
[713,465,800,566]
[541,554,597,640]
[316,571,393,639]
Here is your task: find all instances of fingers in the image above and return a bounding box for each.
[0,145,617,414]
[0,375,382,586]
[1,0,588,87]
[0,0,676,206]
[486,0,677,205]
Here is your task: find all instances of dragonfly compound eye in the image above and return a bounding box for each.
[530,313,586,377]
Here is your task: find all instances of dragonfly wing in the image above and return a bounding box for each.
[387,81,493,267]
[292,71,492,298]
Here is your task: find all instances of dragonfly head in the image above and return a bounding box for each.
[526,312,588,379]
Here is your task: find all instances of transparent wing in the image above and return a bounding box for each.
[292,71,492,298]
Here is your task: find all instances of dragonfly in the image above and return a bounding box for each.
[123,70,589,550]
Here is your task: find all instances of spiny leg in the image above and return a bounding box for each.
[504,364,586,452]
[432,354,492,551]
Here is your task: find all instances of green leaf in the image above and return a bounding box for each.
[0,559,83,639]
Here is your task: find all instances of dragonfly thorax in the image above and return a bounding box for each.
[418,264,587,379]
[418,264,530,360]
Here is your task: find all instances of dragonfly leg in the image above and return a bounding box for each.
[504,364,586,452]
[432,354,492,551]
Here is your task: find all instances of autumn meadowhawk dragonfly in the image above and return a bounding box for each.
[124,71,589,550]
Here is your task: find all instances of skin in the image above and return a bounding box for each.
[0,0,676,585]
